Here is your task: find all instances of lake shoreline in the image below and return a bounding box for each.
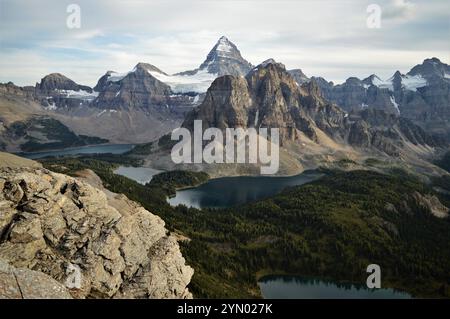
[257,273,413,299]
[166,170,324,209]
[18,143,136,159]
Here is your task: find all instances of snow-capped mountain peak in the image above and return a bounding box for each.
[407,57,450,80]
[206,36,243,61]
[215,36,234,55]
[147,36,254,93]
[176,36,253,79]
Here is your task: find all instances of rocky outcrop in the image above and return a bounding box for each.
[0,163,193,299]
[0,259,72,299]
[412,191,449,218]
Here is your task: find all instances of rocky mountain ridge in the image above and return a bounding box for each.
[134,59,446,177]
[298,58,450,141]
[0,37,448,155]
[183,59,441,154]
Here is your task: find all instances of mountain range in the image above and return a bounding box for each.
[1,36,450,300]
[0,36,449,176]
[308,57,450,141]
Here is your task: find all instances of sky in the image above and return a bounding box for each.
[0,0,449,87]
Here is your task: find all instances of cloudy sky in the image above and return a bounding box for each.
[0,0,449,86]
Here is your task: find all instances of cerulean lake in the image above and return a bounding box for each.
[167,171,322,209]
[258,276,411,299]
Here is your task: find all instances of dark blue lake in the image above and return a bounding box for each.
[167,171,322,209]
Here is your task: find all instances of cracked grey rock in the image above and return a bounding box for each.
[0,166,193,299]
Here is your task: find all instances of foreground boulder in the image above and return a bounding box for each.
[0,259,72,299]
[0,165,193,299]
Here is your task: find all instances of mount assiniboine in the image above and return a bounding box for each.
[0,36,449,176]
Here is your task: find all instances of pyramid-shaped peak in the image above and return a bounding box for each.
[174,36,253,78]
[209,36,239,55]
[362,74,382,86]
[176,36,253,77]
[391,70,403,79]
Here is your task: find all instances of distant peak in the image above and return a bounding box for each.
[362,74,382,85]
[133,62,167,75]
[258,59,286,70]
[368,74,381,80]
[424,57,441,64]
[261,58,277,65]
[43,73,70,80]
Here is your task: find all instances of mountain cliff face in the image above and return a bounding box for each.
[93,63,173,111]
[0,153,193,299]
[347,109,440,156]
[183,59,346,144]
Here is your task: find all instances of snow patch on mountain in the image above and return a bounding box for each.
[400,74,427,91]
[56,89,98,100]
[390,95,400,114]
[97,109,118,117]
[107,71,132,82]
[371,76,393,90]
[369,73,427,92]
[148,68,217,93]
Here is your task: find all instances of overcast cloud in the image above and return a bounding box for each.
[0,0,448,86]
